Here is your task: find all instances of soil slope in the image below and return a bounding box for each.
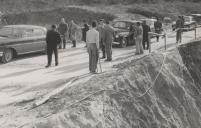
[17,41,201,128]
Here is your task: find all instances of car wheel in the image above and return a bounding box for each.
[1,48,13,63]
[120,37,127,48]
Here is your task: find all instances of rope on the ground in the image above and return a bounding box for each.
[137,53,167,98]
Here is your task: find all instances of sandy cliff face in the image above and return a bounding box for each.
[23,42,201,128]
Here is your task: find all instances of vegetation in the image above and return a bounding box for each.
[3,7,116,25]
[127,2,201,19]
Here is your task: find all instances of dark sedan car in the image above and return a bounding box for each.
[0,25,47,63]
[172,16,197,31]
[112,20,140,48]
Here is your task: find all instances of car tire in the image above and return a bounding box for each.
[1,48,13,63]
[120,37,127,48]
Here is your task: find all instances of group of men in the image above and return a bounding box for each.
[131,18,163,55]
[45,17,164,72]
[45,18,114,73]
[86,20,114,73]
[45,18,80,68]
[57,18,80,49]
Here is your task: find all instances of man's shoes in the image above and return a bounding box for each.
[100,56,106,59]
[105,59,112,62]
[55,63,59,66]
[90,71,98,74]
[45,65,51,68]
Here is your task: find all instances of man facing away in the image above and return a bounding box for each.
[86,21,99,74]
[134,22,144,55]
[142,20,151,50]
[97,19,106,59]
[45,24,61,68]
[82,20,89,47]
[58,18,68,49]
[154,18,163,42]
[104,20,114,61]
[176,16,184,43]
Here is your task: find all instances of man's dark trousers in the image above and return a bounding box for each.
[62,35,66,49]
[47,47,58,66]
[100,39,106,58]
[143,37,149,50]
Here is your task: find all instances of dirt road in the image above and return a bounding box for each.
[0,28,201,107]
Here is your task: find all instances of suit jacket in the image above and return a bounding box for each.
[46,30,61,48]
[58,23,68,35]
[97,24,105,41]
[104,25,114,44]
[142,24,151,38]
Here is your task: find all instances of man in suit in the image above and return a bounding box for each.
[82,20,89,47]
[45,24,61,68]
[58,18,68,49]
[142,20,151,50]
[69,20,80,48]
[97,19,106,59]
[176,16,184,43]
[104,20,114,61]
[154,18,163,42]
[134,22,144,55]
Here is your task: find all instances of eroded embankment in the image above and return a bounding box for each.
[21,42,201,128]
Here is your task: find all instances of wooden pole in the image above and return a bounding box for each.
[148,34,151,53]
[164,34,167,50]
[181,29,182,43]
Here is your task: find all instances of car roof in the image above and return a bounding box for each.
[191,14,201,16]
[113,20,141,23]
[3,25,46,30]
[140,18,157,22]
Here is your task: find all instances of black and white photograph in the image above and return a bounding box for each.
[0,0,201,128]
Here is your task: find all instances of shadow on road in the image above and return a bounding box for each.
[0,68,43,79]
[0,52,44,65]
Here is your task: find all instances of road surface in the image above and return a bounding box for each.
[0,28,201,107]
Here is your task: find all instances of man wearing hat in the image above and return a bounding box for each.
[97,19,106,59]
[175,16,184,43]
[104,20,114,61]
[45,24,62,68]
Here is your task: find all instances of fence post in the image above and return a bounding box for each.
[164,34,167,50]
[181,28,182,43]
[148,34,151,53]
[195,27,197,40]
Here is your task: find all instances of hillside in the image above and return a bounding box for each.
[0,1,201,26]
[0,0,201,15]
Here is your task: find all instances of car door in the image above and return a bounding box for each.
[31,28,46,52]
[21,28,46,53]
[7,27,27,54]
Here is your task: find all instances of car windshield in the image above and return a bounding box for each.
[113,22,129,29]
[0,27,12,37]
[184,17,191,22]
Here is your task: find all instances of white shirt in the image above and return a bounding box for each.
[86,28,99,49]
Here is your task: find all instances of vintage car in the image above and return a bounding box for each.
[112,20,140,48]
[191,14,201,25]
[172,16,197,31]
[0,25,47,63]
